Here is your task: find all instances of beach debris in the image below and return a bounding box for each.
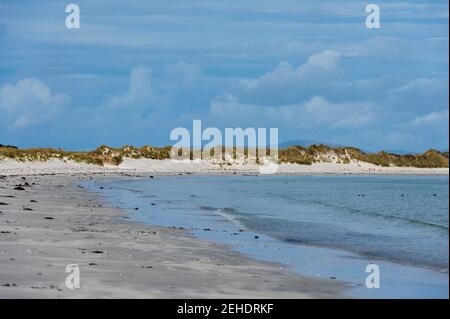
[254,235,259,239]
[30,200,37,202]
[0,202,9,205]
[329,276,337,280]
[89,262,97,266]
[49,285,62,291]
[23,207,33,211]
[141,265,153,269]
[1,283,17,287]
[137,230,159,236]
[44,217,54,220]
[14,186,25,191]
[91,250,104,254]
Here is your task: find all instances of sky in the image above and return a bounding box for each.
[0,0,448,152]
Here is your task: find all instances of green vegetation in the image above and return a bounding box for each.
[279,145,449,168]
[0,145,172,166]
[0,144,18,149]
[0,144,448,168]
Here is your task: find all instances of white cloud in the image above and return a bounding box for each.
[412,110,449,126]
[0,78,68,128]
[386,78,449,113]
[304,96,374,128]
[207,94,374,130]
[305,50,341,70]
[108,66,164,109]
[239,49,341,92]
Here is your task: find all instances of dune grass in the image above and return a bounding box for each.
[0,144,448,168]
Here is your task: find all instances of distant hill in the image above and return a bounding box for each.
[382,149,419,155]
[278,139,346,149]
[0,144,18,149]
[0,144,449,168]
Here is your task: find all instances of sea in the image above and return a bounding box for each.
[86,174,449,298]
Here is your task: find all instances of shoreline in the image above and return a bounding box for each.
[0,158,448,177]
[93,174,449,299]
[0,173,343,298]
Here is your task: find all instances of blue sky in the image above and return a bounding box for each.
[0,0,448,152]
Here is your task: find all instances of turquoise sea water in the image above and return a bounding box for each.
[88,175,449,298]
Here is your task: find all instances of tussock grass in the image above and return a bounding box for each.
[0,144,448,168]
[279,144,449,168]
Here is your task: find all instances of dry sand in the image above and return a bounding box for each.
[0,173,343,298]
[0,158,446,298]
[0,157,448,176]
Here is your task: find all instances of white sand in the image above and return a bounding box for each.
[0,158,448,176]
[0,174,342,298]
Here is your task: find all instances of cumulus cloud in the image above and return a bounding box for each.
[0,78,69,128]
[239,50,341,91]
[207,94,374,131]
[205,50,375,133]
[108,66,165,110]
[305,50,341,70]
[236,50,343,106]
[304,96,374,129]
[387,78,449,113]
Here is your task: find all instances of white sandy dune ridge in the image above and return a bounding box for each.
[0,157,448,176]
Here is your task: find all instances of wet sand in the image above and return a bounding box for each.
[0,173,343,298]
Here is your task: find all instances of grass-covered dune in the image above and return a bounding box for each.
[0,144,448,168]
[0,145,171,166]
[279,145,449,168]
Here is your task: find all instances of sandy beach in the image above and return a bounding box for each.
[0,172,343,298]
[0,158,448,176]
[0,158,448,298]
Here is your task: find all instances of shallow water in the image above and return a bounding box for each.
[88,174,449,298]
